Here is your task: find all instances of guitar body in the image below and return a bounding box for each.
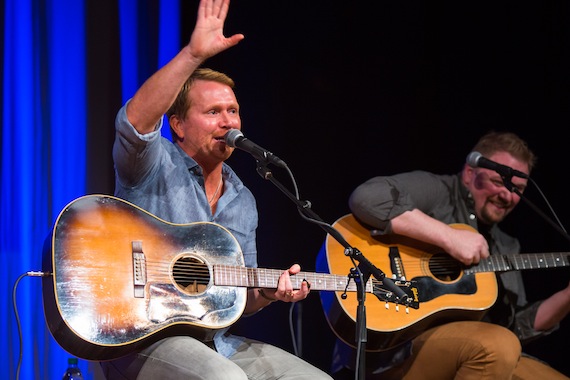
[317,214,498,351]
[42,195,246,361]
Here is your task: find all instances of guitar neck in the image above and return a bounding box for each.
[465,252,570,274]
[213,265,373,293]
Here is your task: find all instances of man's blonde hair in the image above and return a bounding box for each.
[167,68,236,141]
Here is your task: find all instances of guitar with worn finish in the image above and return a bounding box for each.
[42,195,419,360]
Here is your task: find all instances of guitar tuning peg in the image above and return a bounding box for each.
[405,306,409,314]
[395,304,399,312]
[385,302,389,309]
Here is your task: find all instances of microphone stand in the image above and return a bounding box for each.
[255,162,408,380]
[502,176,570,244]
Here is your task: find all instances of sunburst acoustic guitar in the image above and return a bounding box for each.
[42,195,419,361]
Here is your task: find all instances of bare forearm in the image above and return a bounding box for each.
[245,288,276,314]
[534,282,570,331]
[124,0,244,135]
[390,209,453,248]
[391,209,489,266]
[126,47,202,134]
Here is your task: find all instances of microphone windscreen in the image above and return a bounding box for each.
[466,151,482,167]
[224,129,243,148]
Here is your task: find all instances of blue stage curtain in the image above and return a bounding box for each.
[1,0,179,378]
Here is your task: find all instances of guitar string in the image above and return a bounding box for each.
[114,259,418,299]
[143,257,459,279]
[142,261,384,292]
[141,252,569,289]
[141,252,569,277]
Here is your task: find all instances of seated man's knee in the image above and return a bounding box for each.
[474,323,521,367]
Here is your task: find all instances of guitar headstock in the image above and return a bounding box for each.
[372,279,420,309]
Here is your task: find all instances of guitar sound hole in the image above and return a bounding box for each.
[172,256,210,294]
[429,253,462,282]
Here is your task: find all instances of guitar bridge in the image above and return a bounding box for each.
[132,241,147,298]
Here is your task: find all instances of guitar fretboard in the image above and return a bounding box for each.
[465,252,570,274]
[213,265,374,293]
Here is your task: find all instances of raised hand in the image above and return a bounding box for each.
[187,0,245,62]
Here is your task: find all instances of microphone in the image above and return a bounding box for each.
[225,129,287,168]
[466,151,529,179]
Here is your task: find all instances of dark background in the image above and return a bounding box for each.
[89,0,570,376]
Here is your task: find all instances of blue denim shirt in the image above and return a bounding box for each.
[113,103,259,358]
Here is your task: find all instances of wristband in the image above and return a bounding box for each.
[258,288,276,302]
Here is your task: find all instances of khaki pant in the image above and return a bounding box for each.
[366,321,568,380]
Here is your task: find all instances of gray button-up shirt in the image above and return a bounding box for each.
[348,170,551,342]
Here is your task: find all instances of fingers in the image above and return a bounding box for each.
[480,244,490,259]
[271,266,309,302]
[202,0,224,19]
[199,0,231,21]
[473,239,490,264]
[450,229,490,266]
[288,263,301,275]
[217,0,230,20]
[191,0,244,60]
[278,269,293,293]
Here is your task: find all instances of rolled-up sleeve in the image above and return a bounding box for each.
[113,102,163,188]
[349,171,453,234]
[514,301,559,344]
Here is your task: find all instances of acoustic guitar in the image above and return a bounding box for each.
[42,195,419,361]
[317,213,570,352]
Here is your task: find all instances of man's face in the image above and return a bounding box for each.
[172,79,241,166]
[464,151,529,226]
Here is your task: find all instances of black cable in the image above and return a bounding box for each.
[288,303,299,356]
[12,271,51,380]
[12,272,28,380]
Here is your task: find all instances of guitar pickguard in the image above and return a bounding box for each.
[413,275,477,302]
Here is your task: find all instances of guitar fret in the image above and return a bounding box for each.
[253,267,280,288]
[487,256,498,271]
[514,256,528,270]
[537,256,545,267]
[495,255,510,271]
[550,252,569,266]
[514,255,529,270]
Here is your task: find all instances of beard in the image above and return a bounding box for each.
[479,199,511,225]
